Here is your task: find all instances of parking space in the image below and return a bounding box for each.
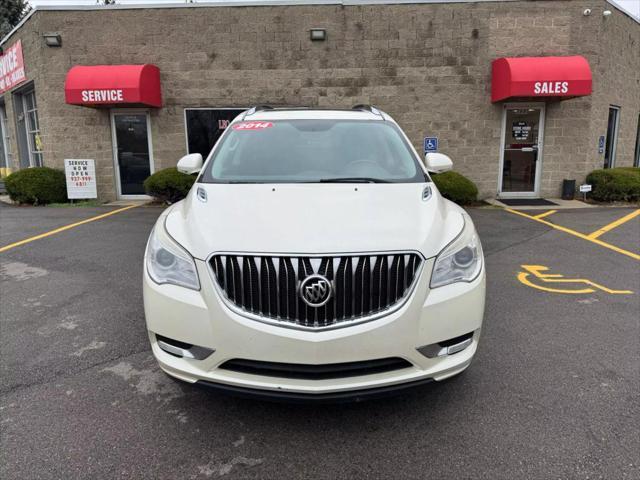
[539,207,640,254]
[0,202,638,479]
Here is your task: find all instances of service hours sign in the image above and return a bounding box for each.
[64,159,97,199]
[512,121,532,141]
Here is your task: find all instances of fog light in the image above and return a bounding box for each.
[156,334,214,360]
[417,332,474,358]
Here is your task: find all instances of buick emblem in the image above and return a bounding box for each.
[299,274,332,307]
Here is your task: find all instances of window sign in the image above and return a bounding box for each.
[65,159,97,199]
[512,121,532,141]
[0,40,27,94]
[185,108,245,159]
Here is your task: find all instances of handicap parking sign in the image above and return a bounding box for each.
[424,137,438,153]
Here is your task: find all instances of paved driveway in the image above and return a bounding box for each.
[0,203,638,479]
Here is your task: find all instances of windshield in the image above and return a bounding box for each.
[199,119,426,183]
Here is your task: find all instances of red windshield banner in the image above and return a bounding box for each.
[0,40,27,94]
[232,122,274,130]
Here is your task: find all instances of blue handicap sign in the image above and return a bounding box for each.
[424,137,438,153]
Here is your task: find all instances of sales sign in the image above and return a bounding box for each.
[0,40,27,94]
[64,159,97,199]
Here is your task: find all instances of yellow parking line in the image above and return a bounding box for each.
[505,208,640,261]
[533,210,557,220]
[587,209,640,239]
[0,205,139,254]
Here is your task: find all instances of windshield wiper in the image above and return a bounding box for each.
[318,177,391,183]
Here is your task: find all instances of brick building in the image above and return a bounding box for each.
[0,0,638,201]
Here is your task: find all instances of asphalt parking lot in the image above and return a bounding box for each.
[1,202,638,479]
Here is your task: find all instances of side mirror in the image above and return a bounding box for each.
[424,152,453,174]
[177,153,203,175]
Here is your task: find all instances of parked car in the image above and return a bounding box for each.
[143,106,486,401]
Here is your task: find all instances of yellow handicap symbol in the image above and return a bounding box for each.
[517,265,633,295]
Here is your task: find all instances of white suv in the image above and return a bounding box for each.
[143,106,485,401]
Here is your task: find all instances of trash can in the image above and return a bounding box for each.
[562,179,576,200]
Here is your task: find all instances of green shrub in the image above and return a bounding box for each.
[4,167,67,205]
[143,167,196,203]
[585,167,640,202]
[432,171,478,205]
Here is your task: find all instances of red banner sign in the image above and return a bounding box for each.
[0,40,27,94]
[491,56,592,103]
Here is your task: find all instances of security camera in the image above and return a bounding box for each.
[603,10,612,16]
[583,8,592,16]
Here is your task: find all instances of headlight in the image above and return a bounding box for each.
[430,215,483,288]
[146,223,200,290]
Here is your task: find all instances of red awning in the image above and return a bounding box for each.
[65,64,162,108]
[491,56,592,103]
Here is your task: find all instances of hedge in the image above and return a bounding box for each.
[143,167,196,203]
[432,171,479,205]
[4,167,68,205]
[585,167,640,202]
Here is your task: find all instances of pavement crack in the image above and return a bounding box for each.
[0,347,151,397]
[484,228,553,259]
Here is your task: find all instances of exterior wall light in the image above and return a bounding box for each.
[310,29,326,41]
[43,33,62,47]
[602,10,612,17]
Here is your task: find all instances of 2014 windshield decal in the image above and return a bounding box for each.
[232,122,274,130]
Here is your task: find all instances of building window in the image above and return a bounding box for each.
[23,90,43,167]
[185,108,245,159]
[634,113,640,168]
[603,106,620,169]
[13,86,43,168]
[0,102,12,175]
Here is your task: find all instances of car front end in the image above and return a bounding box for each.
[143,107,486,401]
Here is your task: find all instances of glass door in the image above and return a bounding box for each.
[603,106,620,169]
[111,111,153,197]
[499,105,544,197]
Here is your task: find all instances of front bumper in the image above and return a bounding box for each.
[143,257,485,397]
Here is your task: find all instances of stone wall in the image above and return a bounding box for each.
[0,0,638,200]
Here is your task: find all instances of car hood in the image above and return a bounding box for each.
[164,183,464,260]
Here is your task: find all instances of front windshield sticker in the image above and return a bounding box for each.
[232,121,274,131]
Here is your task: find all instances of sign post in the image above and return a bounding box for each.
[579,184,592,202]
[64,159,97,200]
[423,137,438,153]
[598,135,605,154]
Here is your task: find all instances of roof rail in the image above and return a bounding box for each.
[352,104,383,117]
[243,105,274,118]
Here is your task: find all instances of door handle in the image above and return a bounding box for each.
[521,147,534,152]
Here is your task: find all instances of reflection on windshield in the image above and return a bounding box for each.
[200,120,425,184]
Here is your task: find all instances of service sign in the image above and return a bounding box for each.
[64,159,97,199]
[0,40,27,94]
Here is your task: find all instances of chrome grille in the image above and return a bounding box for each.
[209,253,423,329]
